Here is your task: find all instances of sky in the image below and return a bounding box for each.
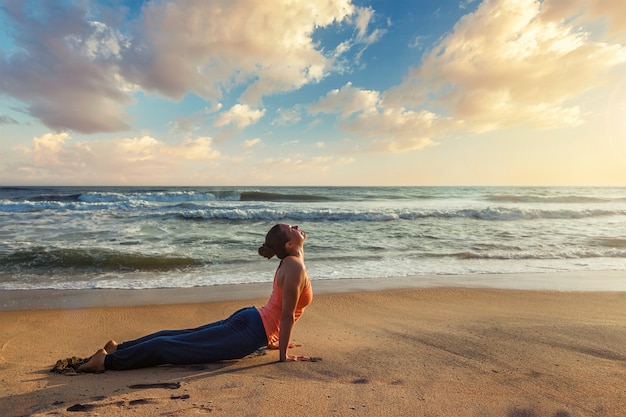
[1,0,626,186]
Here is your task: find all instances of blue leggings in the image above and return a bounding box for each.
[104,307,268,370]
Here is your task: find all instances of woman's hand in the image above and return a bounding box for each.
[282,354,311,362]
[268,342,296,350]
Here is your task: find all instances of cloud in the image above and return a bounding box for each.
[309,82,380,118]
[168,113,205,135]
[384,0,626,133]
[10,132,221,183]
[331,6,386,67]
[460,0,479,10]
[585,0,626,35]
[352,7,385,44]
[120,0,376,105]
[305,0,626,153]
[0,2,133,134]
[0,0,381,134]
[541,0,626,36]
[340,108,444,152]
[273,108,302,126]
[21,132,72,166]
[174,137,221,160]
[242,138,262,148]
[309,83,445,152]
[251,154,354,183]
[409,35,427,49]
[214,104,265,128]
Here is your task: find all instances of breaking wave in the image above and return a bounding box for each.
[0,248,202,271]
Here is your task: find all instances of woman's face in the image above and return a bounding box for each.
[281,224,306,246]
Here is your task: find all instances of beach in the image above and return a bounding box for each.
[1,273,625,417]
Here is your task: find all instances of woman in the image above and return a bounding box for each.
[78,224,313,372]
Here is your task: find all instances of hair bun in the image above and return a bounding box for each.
[258,243,276,259]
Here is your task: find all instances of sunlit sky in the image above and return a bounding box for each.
[1,0,626,186]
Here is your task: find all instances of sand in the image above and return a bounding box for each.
[0,274,625,417]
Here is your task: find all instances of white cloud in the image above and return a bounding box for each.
[170,137,221,160]
[10,133,221,184]
[309,82,380,118]
[309,83,446,152]
[352,7,385,44]
[115,136,160,161]
[204,103,224,114]
[0,0,382,134]
[340,108,444,152]
[541,0,626,35]
[242,138,262,148]
[331,6,386,66]
[273,108,302,126]
[214,104,265,128]
[383,0,626,133]
[28,133,72,165]
[305,0,626,154]
[250,154,354,183]
[121,0,365,105]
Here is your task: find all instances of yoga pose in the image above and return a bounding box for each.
[78,224,312,372]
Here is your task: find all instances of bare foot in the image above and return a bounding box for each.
[104,340,118,353]
[78,349,107,373]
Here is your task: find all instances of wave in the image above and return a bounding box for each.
[178,207,626,222]
[485,194,626,204]
[78,190,241,203]
[0,248,202,271]
[28,193,82,202]
[444,249,626,260]
[6,189,330,207]
[2,195,625,220]
[4,187,625,208]
[0,189,330,212]
[0,191,234,212]
[0,199,135,213]
[239,191,330,202]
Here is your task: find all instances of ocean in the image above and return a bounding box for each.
[0,186,625,290]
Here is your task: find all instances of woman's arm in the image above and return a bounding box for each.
[278,259,309,362]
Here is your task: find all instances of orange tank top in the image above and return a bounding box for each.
[257,268,313,345]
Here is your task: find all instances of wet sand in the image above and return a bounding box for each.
[0,274,625,416]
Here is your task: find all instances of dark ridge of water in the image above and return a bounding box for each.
[0,186,33,191]
[239,191,331,202]
[27,194,82,202]
[0,248,203,271]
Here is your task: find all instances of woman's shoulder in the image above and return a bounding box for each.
[278,256,306,281]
